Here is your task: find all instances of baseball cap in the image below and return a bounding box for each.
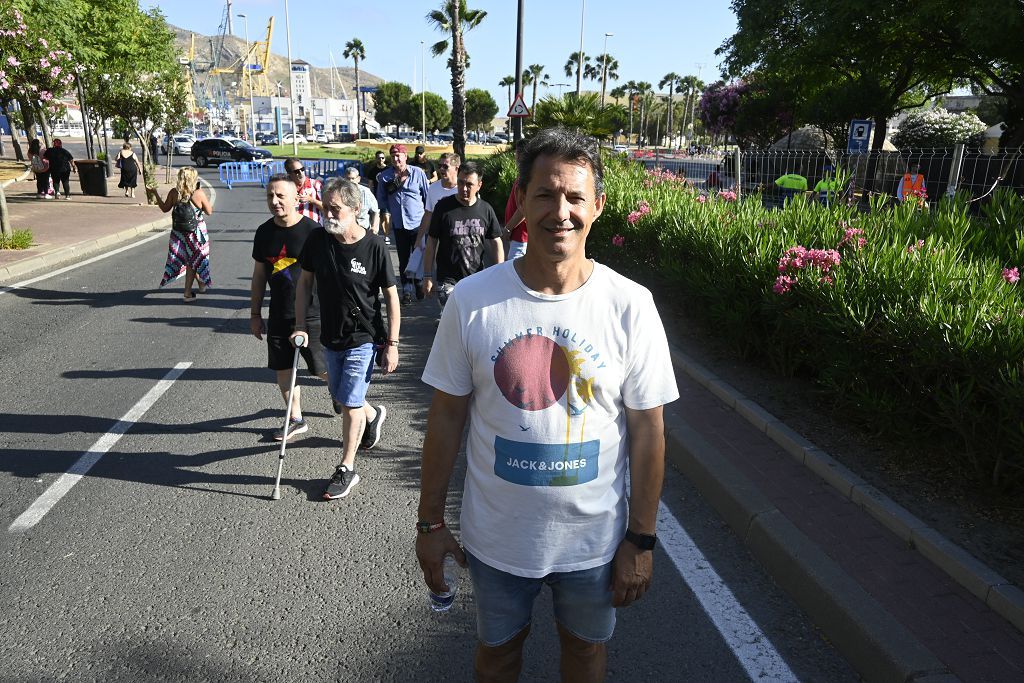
[415,145,425,155]
[389,143,407,155]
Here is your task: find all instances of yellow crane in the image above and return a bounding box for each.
[211,16,275,98]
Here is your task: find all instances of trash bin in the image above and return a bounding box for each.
[77,159,108,196]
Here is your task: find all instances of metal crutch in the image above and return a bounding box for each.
[271,332,306,500]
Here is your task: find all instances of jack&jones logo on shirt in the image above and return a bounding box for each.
[490,324,607,487]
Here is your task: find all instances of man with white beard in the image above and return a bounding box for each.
[293,178,401,500]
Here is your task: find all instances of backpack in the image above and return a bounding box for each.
[171,196,200,234]
[31,155,49,174]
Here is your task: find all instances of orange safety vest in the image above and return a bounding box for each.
[900,173,925,199]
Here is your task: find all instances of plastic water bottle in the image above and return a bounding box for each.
[428,554,458,612]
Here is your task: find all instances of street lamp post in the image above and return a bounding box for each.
[237,13,256,144]
[600,32,613,108]
[421,41,426,145]
[284,0,298,156]
[576,0,586,97]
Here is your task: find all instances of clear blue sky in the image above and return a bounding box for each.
[147,0,737,115]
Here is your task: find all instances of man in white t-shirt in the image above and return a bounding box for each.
[416,127,679,681]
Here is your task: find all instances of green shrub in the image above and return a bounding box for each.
[0,229,34,249]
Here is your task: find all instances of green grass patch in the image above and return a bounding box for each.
[0,229,34,249]
[262,145,366,160]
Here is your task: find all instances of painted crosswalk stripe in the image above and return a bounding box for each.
[659,501,799,682]
[8,362,192,533]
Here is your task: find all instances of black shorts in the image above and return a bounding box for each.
[267,319,327,375]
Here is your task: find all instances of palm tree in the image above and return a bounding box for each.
[593,54,619,107]
[659,72,680,148]
[677,74,706,146]
[635,81,652,146]
[564,51,590,96]
[427,1,487,161]
[616,80,639,146]
[526,64,547,112]
[343,38,366,137]
[499,75,516,109]
[529,92,615,139]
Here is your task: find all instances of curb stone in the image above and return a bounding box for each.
[0,217,171,282]
[663,411,950,682]
[667,343,1024,634]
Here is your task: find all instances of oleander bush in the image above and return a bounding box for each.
[481,149,1024,489]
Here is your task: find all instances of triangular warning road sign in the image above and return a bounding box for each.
[508,93,530,118]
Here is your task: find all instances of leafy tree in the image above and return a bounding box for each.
[892,108,987,149]
[374,81,413,132]
[427,0,487,162]
[564,51,590,96]
[412,90,450,133]
[499,74,516,109]
[465,87,497,139]
[720,0,956,151]
[343,38,367,136]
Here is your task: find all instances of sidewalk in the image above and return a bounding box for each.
[1,168,1023,680]
[0,161,176,281]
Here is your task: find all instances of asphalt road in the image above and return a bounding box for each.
[0,174,856,681]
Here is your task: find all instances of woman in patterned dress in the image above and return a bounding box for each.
[153,167,213,301]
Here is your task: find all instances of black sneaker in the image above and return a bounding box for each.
[323,465,360,500]
[360,405,387,449]
[273,416,308,442]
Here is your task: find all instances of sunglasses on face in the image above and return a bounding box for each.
[438,164,449,171]
[289,167,305,174]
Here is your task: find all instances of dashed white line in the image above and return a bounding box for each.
[8,362,192,533]
[659,500,799,682]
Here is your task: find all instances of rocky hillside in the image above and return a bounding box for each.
[169,23,382,104]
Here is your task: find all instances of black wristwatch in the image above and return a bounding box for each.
[624,529,657,551]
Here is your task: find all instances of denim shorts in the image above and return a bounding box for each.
[324,343,375,408]
[466,552,616,646]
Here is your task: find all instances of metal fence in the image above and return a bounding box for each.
[639,147,1024,211]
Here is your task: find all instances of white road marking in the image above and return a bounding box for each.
[0,179,217,296]
[659,501,799,682]
[8,362,192,533]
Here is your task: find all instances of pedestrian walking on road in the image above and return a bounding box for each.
[421,161,504,312]
[376,143,429,303]
[154,166,213,301]
[116,142,142,199]
[43,138,76,200]
[343,164,380,234]
[293,177,400,500]
[251,174,330,442]
[416,127,679,681]
[286,157,323,225]
[28,138,51,199]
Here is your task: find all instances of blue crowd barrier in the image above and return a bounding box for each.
[218,160,286,189]
[304,158,359,180]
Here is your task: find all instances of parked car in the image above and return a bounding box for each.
[281,133,307,145]
[313,132,330,143]
[256,132,278,145]
[190,137,273,167]
[612,144,628,154]
[163,135,194,155]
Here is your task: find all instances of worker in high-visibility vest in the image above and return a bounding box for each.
[814,163,841,206]
[897,164,926,202]
[775,172,808,205]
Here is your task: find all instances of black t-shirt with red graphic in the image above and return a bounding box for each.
[252,216,320,333]
[428,196,502,286]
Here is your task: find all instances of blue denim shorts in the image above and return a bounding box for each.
[466,552,616,646]
[324,343,375,408]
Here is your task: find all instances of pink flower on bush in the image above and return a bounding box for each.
[627,211,641,225]
[718,189,737,202]
[637,200,651,215]
[773,275,797,295]
[1003,267,1020,284]
[774,245,841,294]
[907,239,926,254]
[40,58,49,68]
[612,234,625,247]
[7,56,20,67]
[696,194,707,204]
[837,227,866,250]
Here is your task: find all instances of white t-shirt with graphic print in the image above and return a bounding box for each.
[421,259,679,578]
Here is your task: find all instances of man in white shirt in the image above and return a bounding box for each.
[415,127,679,681]
[344,164,380,234]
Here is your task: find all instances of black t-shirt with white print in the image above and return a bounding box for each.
[298,227,396,351]
[428,195,502,286]
[252,216,320,334]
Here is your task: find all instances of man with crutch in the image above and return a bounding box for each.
[293,177,400,500]
[250,174,328,442]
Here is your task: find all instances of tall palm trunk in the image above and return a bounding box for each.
[353,57,362,135]
[450,2,467,161]
[666,82,674,149]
